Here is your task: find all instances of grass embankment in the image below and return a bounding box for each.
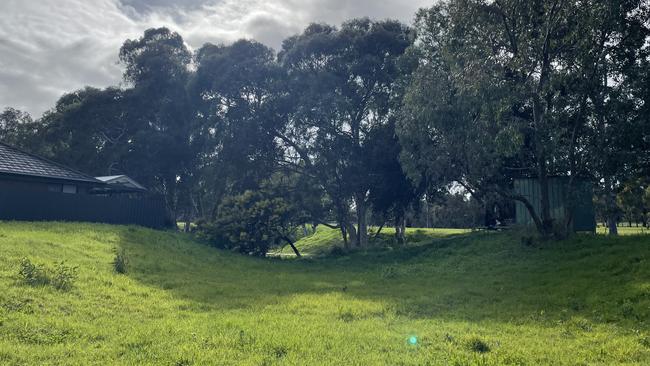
[0,221,648,365]
[275,226,469,257]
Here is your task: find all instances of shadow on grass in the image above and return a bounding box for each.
[116,226,650,330]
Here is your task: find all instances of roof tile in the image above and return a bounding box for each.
[0,143,99,183]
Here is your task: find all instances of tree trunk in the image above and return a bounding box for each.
[608,217,618,236]
[372,223,385,240]
[604,179,619,236]
[346,222,357,248]
[356,198,368,248]
[537,159,554,238]
[395,216,406,244]
[339,221,349,249]
[282,236,302,258]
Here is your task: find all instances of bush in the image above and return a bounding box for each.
[18,258,77,291]
[51,262,78,291]
[18,258,48,286]
[113,248,129,274]
[197,190,302,257]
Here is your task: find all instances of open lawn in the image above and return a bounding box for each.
[0,222,648,365]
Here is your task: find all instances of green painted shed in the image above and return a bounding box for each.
[513,177,596,232]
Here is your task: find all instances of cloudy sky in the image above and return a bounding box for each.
[0,0,431,117]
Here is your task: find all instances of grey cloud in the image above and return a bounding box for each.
[0,0,431,117]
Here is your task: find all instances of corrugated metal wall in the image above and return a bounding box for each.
[514,178,596,232]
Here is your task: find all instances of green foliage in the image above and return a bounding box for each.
[18,258,48,287]
[18,258,77,291]
[398,0,650,237]
[0,222,649,364]
[198,190,297,256]
[279,19,415,247]
[50,262,78,291]
[0,108,38,150]
[112,248,129,274]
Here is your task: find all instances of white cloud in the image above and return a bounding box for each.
[0,0,431,117]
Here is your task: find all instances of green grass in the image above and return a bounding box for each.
[274,226,469,257]
[596,225,650,236]
[0,221,649,365]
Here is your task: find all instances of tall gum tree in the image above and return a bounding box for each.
[279,19,413,247]
[398,0,649,238]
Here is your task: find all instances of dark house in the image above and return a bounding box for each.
[0,142,104,194]
[0,142,167,228]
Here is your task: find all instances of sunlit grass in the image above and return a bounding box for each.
[596,224,650,236]
[274,225,469,256]
[0,221,648,365]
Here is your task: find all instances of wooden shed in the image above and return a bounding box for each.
[513,177,596,232]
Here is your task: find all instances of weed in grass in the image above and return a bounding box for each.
[51,262,78,291]
[1,297,35,314]
[112,248,129,274]
[639,334,650,348]
[338,310,356,322]
[270,344,288,358]
[18,258,48,287]
[466,336,490,353]
[380,265,400,279]
[18,258,77,291]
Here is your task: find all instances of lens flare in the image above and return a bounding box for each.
[408,336,418,345]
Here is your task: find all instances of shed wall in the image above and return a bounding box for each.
[514,178,596,232]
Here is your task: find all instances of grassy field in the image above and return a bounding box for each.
[0,222,648,365]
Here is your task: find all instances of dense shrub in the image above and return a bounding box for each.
[197,190,303,257]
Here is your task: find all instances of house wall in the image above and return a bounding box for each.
[0,175,95,194]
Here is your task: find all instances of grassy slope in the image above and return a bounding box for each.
[275,226,470,257]
[0,222,648,365]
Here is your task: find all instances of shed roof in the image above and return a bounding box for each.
[95,175,146,191]
[0,142,101,183]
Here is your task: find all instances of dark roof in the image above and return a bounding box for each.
[0,142,101,183]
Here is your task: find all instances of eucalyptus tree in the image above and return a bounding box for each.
[365,121,423,243]
[0,107,38,150]
[191,39,284,208]
[279,19,414,247]
[118,27,197,219]
[36,87,136,176]
[398,0,649,237]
